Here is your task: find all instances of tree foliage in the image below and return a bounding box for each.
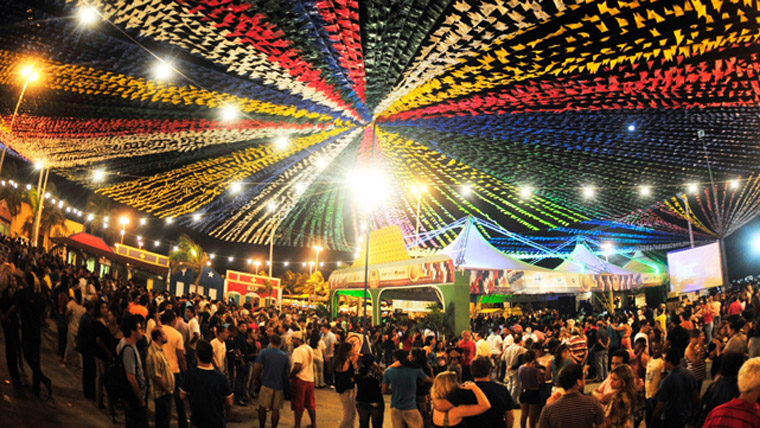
[169,233,209,286]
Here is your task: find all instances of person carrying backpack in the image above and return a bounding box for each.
[117,314,148,428]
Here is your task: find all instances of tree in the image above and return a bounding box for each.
[22,187,67,247]
[84,193,119,243]
[281,269,308,295]
[419,302,455,338]
[169,234,209,287]
[296,271,328,302]
[0,162,24,219]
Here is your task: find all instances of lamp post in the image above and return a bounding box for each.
[119,216,130,244]
[313,245,323,274]
[2,65,40,176]
[31,161,49,247]
[362,223,370,331]
[412,184,426,237]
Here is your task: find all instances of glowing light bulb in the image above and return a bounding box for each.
[220,104,239,122]
[582,186,595,199]
[78,5,99,25]
[640,186,651,197]
[153,60,173,81]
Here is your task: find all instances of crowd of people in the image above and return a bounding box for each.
[2,234,760,428]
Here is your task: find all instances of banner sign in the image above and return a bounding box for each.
[329,254,455,290]
[468,269,645,295]
[114,244,170,268]
[225,270,282,300]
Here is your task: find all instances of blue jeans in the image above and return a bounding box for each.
[594,349,608,381]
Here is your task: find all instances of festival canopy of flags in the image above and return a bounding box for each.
[2,0,760,256]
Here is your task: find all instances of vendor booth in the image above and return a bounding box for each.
[328,225,468,333]
[330,217,668,333]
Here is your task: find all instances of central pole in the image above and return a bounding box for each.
[269,224,275,278]
[415,195,421,237]
[683,194,695,248]
[31,168,49,247]
[362,222,371,331]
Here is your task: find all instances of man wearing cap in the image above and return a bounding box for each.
[290,331,317,428]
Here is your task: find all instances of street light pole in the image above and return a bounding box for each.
[31,167,49,247]
[2,67,40,176]
[682,194,695,248]
[415,193,422,237]
[313,245,322,275]
[362,222,371,331]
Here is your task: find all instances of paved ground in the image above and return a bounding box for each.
[0,321,712,428]
[0,320,394,428]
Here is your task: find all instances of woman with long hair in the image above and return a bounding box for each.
[685,329,707,392]
[550,344,571,386]
[355,353,384,428]
[430,372,490,428]
[518,350,542,428]
[333,341,357,428]
[410,347,435,428]
[604,364,636,428]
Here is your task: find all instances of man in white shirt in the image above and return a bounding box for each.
[290,331,316,428]
[502,334,526,404]
[185,306,201,367]
[210,324,230,373]
[320,325,336,386]
[475,331,492,358]
[160,310,189,428]
[498,327,514,380]
[486,327,503,379]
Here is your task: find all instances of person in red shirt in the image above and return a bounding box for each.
[458,330,477,381]
[703,357,760,428]
[728,296,745,320]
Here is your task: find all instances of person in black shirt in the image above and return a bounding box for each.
[1,273,21,388]
[16,272,52,398]
[79,300,96,401]
[440,357,515,428]
[356,353,384,428]
[181,340,233,428]
[667,314,690,358]
[91,300,114,408]
[233,323,251,405]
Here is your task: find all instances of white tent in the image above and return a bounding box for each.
[554,242,637,275]
[439,218,550,271]
[623,251,666,274]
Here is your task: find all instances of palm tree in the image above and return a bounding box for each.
[297,271,328,302]
[0,162,24,219]
[22,187,67,247]
[84,193,120,242]
[169,233,209,287]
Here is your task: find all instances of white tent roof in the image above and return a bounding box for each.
[554,242,636,275]
[439,218,549,271]
[623,251,666,273]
